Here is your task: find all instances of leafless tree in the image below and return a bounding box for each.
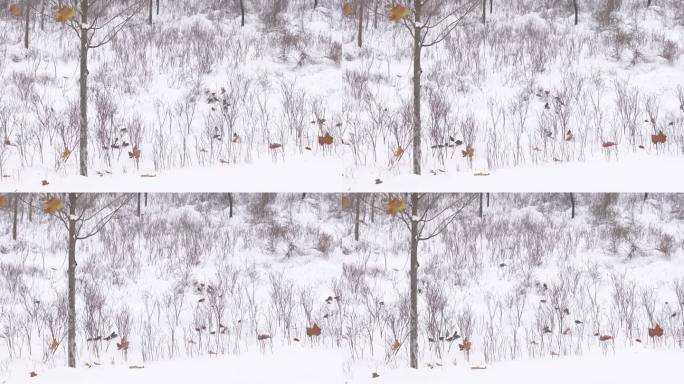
[395,0,479,175]
[392,193,477,368]
[58,0,144,176]
[39,193,133,367]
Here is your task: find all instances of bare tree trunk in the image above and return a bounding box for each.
[67,193,78,368]
[314,0,318,9]
[409,193,419,369]
[79,0,89,177]
[373,0,378,28]
[24,0,31,49]
[136,193,141,217]
[486,192,490,208]
[412,0,423,175]
[228,193,233,218]
[40,0,45,31]
[156,0,159,15]
[148,0,153,24]
[490,0,493,13]
[28,195,33,223]
[240,0,245,26]
[357,0,364,48]
[12,195,19,240]
[647,0,652,6]
[573,0,578,25]
[370,194,375,223]
[144,193,148,207]
[354,195,361,241]
[482,0,486,23]
[479,193,483,218]
[570,193,575,219]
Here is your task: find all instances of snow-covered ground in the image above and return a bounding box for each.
[7,347,684,384]
[0,1,682,191]
[1,193,683,382]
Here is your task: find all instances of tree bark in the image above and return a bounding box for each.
[12,194,19,240]
[354,195,361,241]
[148,0,153,24]
[79,0,89,177]
[240,0,245,26]
[412,0,423,176]
[482,0,486,24]
[67,193,78,368]
[573,0,578,25]
[357,0,364,48]
[490,0,493,13]
[486,192,490,208]
[136,193,141,217]
[24,0,31,49]
[156,0,160,15]
[409,193,419,369]
[228,193,233,218]
[28,194,33,223]
[479,193,483,218]
[570,193,575,219]
[40,0,45,31]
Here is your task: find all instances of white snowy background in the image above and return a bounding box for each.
[0,0,682,191]
[0,193,683,383]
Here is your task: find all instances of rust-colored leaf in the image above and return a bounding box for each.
[598,335,613,342]
[651,131,667,145]
[372,372,380,378]
[602,142,617,148]
[0,195,8,208]
[61,147,71,161]
[42,197,64,214]
[395,146,405,159]
[306,323,322,337]
[128,146,141,159]
[117,337,129,351]
[648,324,664,338]
[390,339,401,352]
[55,6,76,23]
[389,5,410,22]
[342,2,353,16]
[269,143,283,149]
[459,337,472,352]
[341,195,351,209]
[30,371,38,378]
[9,4,21,17]
[462,146,475,158]
[318,133,334,146]
[257,334,271,341]
[384,198,406,216]
[49,338,59,352]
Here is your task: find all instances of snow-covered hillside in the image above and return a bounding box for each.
[1,193,683,382]
[0,1,682,191]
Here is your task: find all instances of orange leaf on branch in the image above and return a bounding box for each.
[389,5,410,22]
[55,6,76,23]
[395,146,405,160]
[9,4,21,17]
[384,198,406,216]
[128,146,141,159]
[0,195,8,208]
[341,195,351,209]
[342,2,353,16]
[42,197,64,214]
[462,146,475,158]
